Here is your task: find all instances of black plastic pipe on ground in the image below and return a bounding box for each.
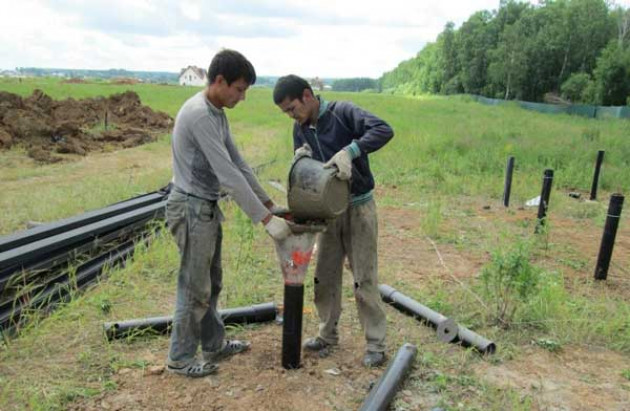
[379,284,496,354]
[503,156,515,207]
[0,216,158,293]
[590,150,605,201]
[0,202,165,274]
[594,194,624,280]
[282,284,304,369]
[379,284,458,342]
[103,302,278,340]
[0,192,166,253]
[535,169,554,233]
[1,234,147,333]
[359,343,417,411]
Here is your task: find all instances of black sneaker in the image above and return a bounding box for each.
[303,337,333,358]
[363,351,386,367]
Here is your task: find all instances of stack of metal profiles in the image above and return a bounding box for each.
[0,185,171,334]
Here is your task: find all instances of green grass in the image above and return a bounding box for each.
[1,78,629,410]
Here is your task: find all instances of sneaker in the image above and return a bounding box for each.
[303,337,333,358]
[203,339,250,362]
[363,351,386,368]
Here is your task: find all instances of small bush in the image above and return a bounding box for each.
[480,241,541,327]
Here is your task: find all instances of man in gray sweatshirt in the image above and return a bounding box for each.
[166,49,291,378]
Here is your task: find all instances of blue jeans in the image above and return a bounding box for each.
[165,190,225,367]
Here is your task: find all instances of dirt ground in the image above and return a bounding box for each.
[0,89,172,163]
[68,205,630,410]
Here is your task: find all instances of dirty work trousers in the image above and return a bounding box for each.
[314,198,386,352]
[165,190,225,368]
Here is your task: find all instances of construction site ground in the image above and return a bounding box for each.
[0,83,628,410]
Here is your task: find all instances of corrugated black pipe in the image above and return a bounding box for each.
[282,284,304,369]
[359,343,417,411]
[379,284,458,343]
[103,302,278,340]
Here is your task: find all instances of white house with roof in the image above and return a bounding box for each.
[179,66,207,86]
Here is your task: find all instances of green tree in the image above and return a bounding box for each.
[592,40,630,105]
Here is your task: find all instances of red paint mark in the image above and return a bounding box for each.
[292,250,312,266]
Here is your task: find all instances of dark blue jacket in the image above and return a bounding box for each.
[292,99,394,197]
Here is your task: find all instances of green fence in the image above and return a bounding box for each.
[471,95,630,120]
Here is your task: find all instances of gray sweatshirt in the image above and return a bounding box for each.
[171,91,270,223]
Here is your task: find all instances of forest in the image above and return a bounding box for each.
[380,0,630,105]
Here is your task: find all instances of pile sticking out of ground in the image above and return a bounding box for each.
[0,89,173,163]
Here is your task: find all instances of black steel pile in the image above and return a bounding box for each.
[0,185,170,334]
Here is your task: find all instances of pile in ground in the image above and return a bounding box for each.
[0,89,172,163]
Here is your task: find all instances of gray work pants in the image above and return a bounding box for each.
[165,191,225,368]
[313,198,387,352]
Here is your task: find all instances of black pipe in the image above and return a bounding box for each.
[0,202,165,273]
[0,192,166,253]
[103,302,278,340]
[0,220,156,315]
[359,343,417,411]
[0,234,146,332]
[379,284,495,354]
[590,150,605,201]
[503,156,515,207]
[282,284,304,369]
[535,169,554,233]
[594,194,624,280]
[379,284,458,343]
[0,216,158,293]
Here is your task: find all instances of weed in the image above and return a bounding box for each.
[622,369,630,381]
[480,240,541,327]
[534,338,562,352]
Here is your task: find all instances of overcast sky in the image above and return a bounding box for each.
[1,0,629,78]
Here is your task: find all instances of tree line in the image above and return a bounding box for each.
[379,0,630,106]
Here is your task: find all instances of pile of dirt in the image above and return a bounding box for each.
[61,78,87,84]
[111,78,140,85]
[0,89,173,163]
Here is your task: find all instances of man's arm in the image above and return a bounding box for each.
[339,102,394,156]
[192,117,270,223]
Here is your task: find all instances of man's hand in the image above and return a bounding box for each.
[323,149,352,180]
[264,215,292,241]
[294,143,312,160]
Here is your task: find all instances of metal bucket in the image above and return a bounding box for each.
[287,156,349,221]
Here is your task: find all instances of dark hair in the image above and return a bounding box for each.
[208,49,256,86]
[273,74,313,104]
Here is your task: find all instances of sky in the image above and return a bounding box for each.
[1,0,629,78]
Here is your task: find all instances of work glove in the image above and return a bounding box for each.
[293,143,312,160]
[269,204,290,215]
[264,215,292,241]
[323,149,352,180]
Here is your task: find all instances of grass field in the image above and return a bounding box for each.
[0,77,629,410]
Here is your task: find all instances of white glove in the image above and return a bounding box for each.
[323,149,352,180]
[264,216,292,241]
[294,143,312,159]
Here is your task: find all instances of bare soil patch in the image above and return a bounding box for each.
[0,89,172,163]
[475,345,630,410]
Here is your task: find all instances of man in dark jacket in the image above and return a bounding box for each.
[273,75,394,367]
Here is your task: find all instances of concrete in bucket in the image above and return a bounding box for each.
[287,156,349,222]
